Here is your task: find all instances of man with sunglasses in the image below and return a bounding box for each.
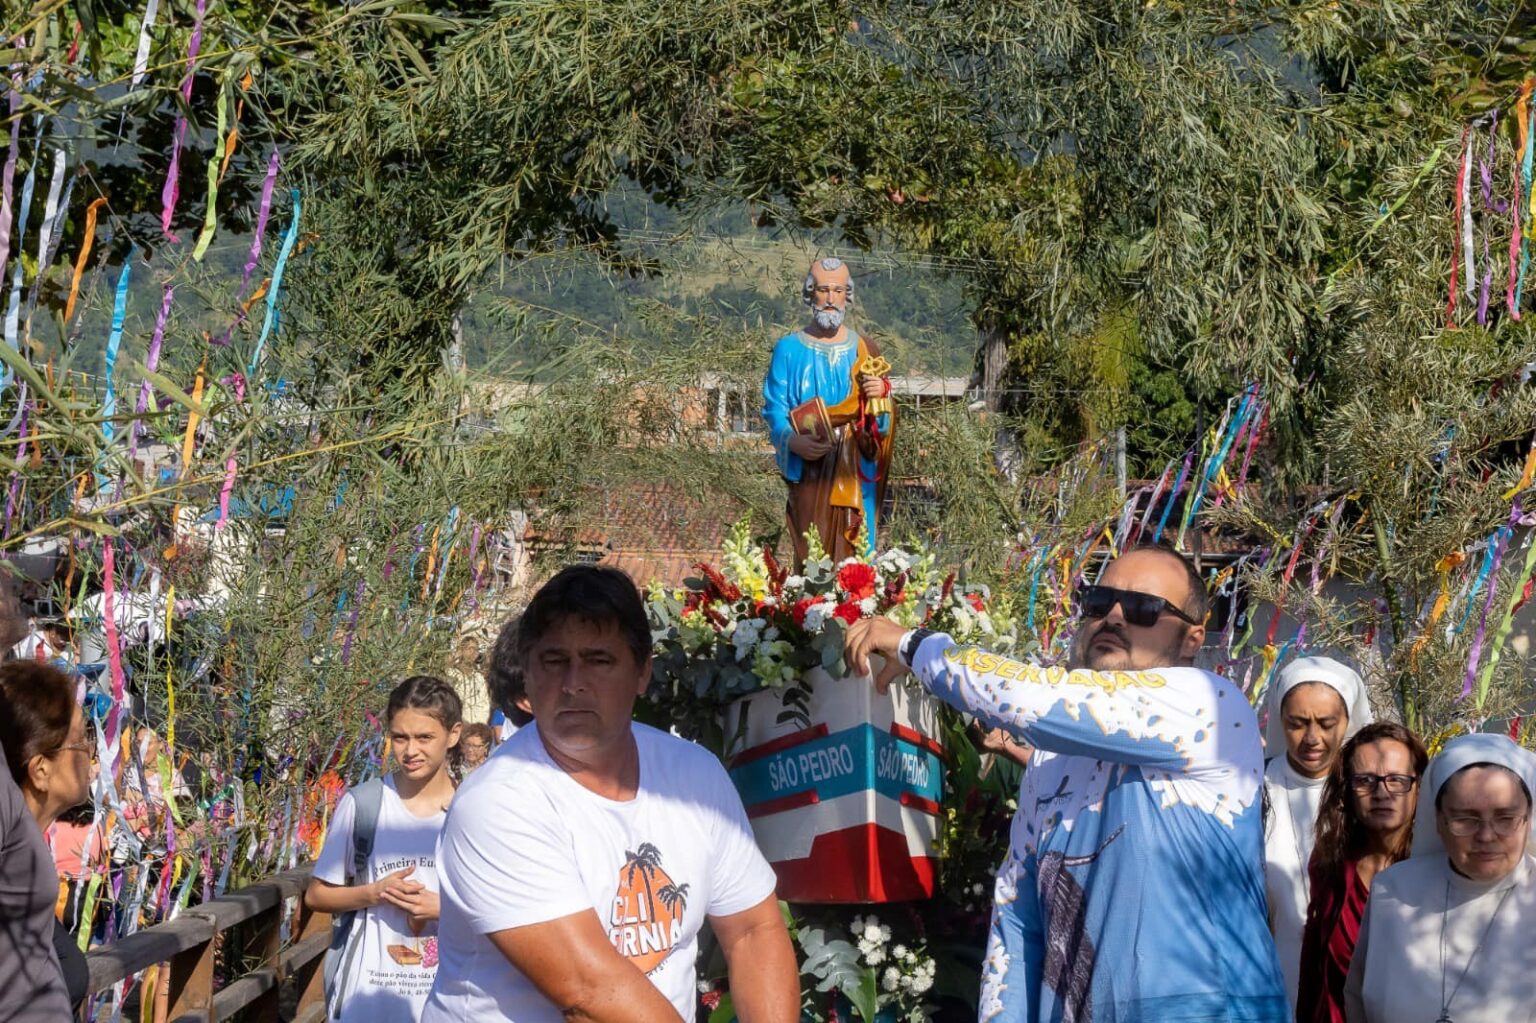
[846,544,1286,1023]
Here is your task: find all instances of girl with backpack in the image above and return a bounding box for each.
[306,676,463,1021]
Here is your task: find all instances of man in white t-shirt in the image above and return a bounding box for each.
[423,566,798,1023]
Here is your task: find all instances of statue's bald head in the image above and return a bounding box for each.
[804,258,852,302]
[803,258,854,333]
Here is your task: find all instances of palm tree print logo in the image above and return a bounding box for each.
[612,843,688,973]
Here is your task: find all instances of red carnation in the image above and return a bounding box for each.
[968,593,985,612]
[833,599,863,625]
[837,562,878,600]
[701,992,721,1012]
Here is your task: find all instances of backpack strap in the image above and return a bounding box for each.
[345,777,385,885]
[325,777,386,1019]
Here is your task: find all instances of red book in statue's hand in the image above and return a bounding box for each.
[790,396,834,446]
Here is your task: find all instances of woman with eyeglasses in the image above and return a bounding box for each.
[1259,656,1373,1011]
[0,660,95,1018]
[1343,733,1536,1023]
[1294,722,1426,1022]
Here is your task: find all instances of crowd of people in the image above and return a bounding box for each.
[1,552,1533,1023]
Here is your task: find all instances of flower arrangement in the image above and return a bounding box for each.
[797,911,939,1023]
[646,521,1016,727]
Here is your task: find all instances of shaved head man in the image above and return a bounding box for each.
[846,543,1288,1023]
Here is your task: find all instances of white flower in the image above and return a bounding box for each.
[785,575,806,591]
[971,882,985,896]
[864,947,886,966]
[732,620,764,661]
[804,604,830,631]
[882,967,900,992]
[859,596,876,614]
[911,974,933,994]
[863,923,883,942]
[879,925,892,942]
[851,915,865,932]
[892,944,909,960]
[697,981,713,994]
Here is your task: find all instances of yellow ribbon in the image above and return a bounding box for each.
[1249,643,1280,707]
[1409,551,1465,666]
[1503,439,1536,501]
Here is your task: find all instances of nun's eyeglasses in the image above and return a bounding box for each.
[1442,813,1529,838]
[1349,773,1417,795]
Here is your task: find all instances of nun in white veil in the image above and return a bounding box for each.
[1261,655,1373,1010]
[1344,733,1536,1023]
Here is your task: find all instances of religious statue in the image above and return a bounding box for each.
[762,258,895,569]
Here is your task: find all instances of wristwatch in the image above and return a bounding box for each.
[899,628,936,668]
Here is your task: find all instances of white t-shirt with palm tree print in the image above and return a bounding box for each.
[423,722,777,1022]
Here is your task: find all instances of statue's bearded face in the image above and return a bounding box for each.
[814,306,845,330]
[808,264,851,330]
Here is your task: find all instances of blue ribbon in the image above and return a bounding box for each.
[1184,385,1256,527]
[1454,534,1500,637]
[1153,447,1197,544]
[101,259,131,446]
[247,189,301,376]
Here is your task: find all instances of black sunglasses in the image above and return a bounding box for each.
[1079,584,1201,628]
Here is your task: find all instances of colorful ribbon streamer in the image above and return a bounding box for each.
[191,77,227,261]
[0,86,20,286]
[239,150,281,298]
[1461,510,1516,700]
[247,189,302,376]
[100,260,131,447]
[1475,513,1536,708]
[64,197,107,324]
[159,0,206,240]
[129,0,161,89]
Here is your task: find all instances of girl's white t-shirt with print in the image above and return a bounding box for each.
[313,775,448,1023]
[422,722,778,1023]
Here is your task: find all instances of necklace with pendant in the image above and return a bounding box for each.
[1436,874,1517,1023]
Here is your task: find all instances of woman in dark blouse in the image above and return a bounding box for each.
[1294,721,1426,1023]
[0,660,95,1015]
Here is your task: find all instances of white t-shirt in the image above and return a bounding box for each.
[422,722,778,1022]
[313,775,448,1023]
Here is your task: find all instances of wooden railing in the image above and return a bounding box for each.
[84,866,331,1023]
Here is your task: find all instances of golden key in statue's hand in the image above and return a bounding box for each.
[859,355,893,416]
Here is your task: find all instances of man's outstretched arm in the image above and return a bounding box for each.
[847,618,1237,772]
[488,911,687,1023]
[711,896,800,1023]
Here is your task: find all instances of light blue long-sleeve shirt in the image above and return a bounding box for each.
[909,633,1288,1023]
